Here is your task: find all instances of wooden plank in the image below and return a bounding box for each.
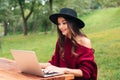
[0,70,39,80]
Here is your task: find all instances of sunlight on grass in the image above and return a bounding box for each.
[83,7,120,34]
[87,27,120,80]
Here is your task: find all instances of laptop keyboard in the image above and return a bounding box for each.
[44,72,58,75]
[42,69,58,75]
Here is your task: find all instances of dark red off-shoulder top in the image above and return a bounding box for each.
[49,38,97,80]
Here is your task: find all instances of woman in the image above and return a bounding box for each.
[40,8,97,80]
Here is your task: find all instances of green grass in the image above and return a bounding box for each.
[82,7,120,34]
[89,27,120,80]
[0,7,120,80]
[0,33,57,62]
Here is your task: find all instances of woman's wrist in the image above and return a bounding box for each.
[64,68,71,74]
[64,68,83,77]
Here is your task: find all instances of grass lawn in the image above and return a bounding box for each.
[0,7,120,80]
[0,32,57,62]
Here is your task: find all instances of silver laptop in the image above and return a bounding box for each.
[11,50,63,77]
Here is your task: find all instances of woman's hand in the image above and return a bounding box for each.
[44,65,66,74]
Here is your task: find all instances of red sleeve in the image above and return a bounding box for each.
[76,48,97,80]
[48,42,60,66]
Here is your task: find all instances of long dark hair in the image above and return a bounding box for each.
[57,17,86,58]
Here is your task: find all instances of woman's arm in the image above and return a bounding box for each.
[44,65,83,77]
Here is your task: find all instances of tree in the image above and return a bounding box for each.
[0,0,11,36]
[49,0,54,33]
[17,0,35,35]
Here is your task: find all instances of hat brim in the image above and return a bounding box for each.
[49,14,85,28]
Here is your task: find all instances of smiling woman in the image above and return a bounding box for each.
[39,8,98,80]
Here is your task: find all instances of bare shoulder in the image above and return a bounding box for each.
[75,36,92,48]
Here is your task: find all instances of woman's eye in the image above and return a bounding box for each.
[63,22,67,25]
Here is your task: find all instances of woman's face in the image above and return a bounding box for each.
[57,17,71,38]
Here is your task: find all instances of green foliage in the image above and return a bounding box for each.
[0,7,120,80]
[0,0,120,35]
[99,0,120,8]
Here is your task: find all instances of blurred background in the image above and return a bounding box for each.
[0,0,120,35]
[0,0,120,80]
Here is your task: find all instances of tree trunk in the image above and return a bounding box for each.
[0,37,1,49]
[23,19,28,35]
[3,20,8,36]
[49,0,54,33]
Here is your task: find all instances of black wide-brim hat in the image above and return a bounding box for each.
[49,8,85,28]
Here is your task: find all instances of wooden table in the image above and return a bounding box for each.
[0,58,74,80]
